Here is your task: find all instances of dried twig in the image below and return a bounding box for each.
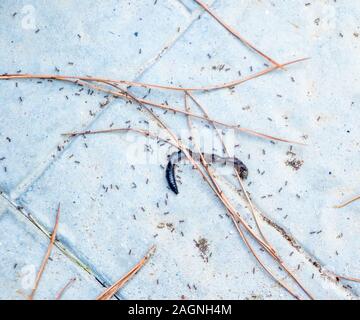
[63,127,179,149]
[0,57,308,92]
[336,275,360,283]
[183,94,300,298]
[55,277,76,300]
[200,153,312,299]
[184,92,315,299]
[136,97,305,145]
[119,81,312,299]
[29,203,61,300]
[0,12,314,299]
[0,61,307,146]
[334,194,360,209]
[76,79,305,145]
[186,91,270,246]
[65,106,311,299]
[193,0,281,67]
[63,83,311,298]
[96,245,156,300]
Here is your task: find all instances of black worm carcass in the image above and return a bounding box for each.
[165,150,248,195]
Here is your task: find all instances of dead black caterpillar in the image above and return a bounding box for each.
[165,150,248,195]
[165,151,182,194]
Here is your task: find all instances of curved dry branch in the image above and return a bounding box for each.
[334,194,360,209]
[29,204,61,300]
[193,0,281,67]
[96,246,156,300]
[0,57,308,92]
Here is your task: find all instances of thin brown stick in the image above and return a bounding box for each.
[67,115,307,299]
[185,91,270,246]
[198,151,304,298]
[230,215,301,299]
[201,155,314,299]
[55,277,76,300]
[64,123,274,259]
[65,107,311,299]
[120,83,276,260]
[65,87,310,299]
[76,79,305,145]
[104,88,310,297]
[334,194,360,209]
[336,275,360,283]
[0,66,306,145]
[29,203,61,300]
[65,124,281,262]
[193,0,281,67]
[106,58,308,91]
[62,127,179,149]
[185,93,300,299]
[141,93,279,259]
[96,245,156,300]
[185,93,314,299]
[136,97,305,145]
[52,75,306,145]
[0,57,308,92]
[60,76,300,145]
[215,168,316,292]
[183,93,305,299]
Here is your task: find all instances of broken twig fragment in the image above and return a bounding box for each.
[96,245,156,300]
[334,194,360,209]
[55,277,76,300]
[193,0,281,67]
[29,203,61,300]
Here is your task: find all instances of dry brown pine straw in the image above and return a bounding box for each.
[4,1,356,298]
[29,204,61,300]
[183,93,311,299]
[63,86,311,298]
[96,246,156,300]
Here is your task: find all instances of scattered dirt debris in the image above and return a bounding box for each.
[246,293,264,300]
[194,237,210,262]
[285,158,304,171]
[285,147,304,171]
[157,222,175,232]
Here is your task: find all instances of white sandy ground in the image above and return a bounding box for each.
[0,0,359,299]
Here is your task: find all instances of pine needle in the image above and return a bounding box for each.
[55,277,76,300]
[334,194,360,209]
[0,57,308,92]
[193,0,281,67]
[96,245,156,300]
[29,203,61,300]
